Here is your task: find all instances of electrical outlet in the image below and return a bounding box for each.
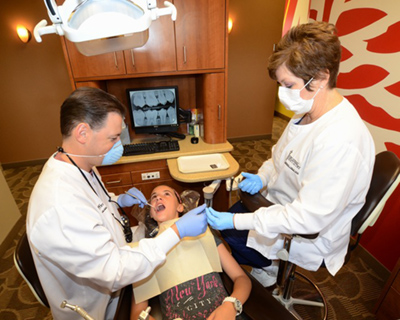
[141,171,160,181]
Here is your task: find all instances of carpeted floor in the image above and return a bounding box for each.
[0,117,389,319]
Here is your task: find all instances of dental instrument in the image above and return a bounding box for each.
[125,191,156,209]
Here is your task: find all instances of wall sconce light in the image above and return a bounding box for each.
[228,17,233,34]
[16,25,32,43]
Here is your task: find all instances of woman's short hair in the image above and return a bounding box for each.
[60,87,126,137]
[268,21,341,89]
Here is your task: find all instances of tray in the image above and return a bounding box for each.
[177,153,230,174]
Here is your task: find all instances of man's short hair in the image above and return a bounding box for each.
[60,87,126,137]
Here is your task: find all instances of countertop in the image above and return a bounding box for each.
[116,136,240,182]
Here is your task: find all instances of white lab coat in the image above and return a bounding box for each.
[26,155,179,320]
[242,98,375,276]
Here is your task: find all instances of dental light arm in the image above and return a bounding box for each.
[34,0,177,56]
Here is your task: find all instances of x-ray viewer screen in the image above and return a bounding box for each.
[126,86,180,134]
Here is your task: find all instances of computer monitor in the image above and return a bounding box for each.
[126,86,180,135]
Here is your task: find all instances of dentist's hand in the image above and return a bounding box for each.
[117,187,147,208]
[206,207,234,231]
[175,204,207,238]
[239,172,263,195]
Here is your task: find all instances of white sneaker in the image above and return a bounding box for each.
[250,265,278,287]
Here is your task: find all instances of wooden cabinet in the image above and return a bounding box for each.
[64,42,127,78]
[60,0,228,144]
[174,0,226,71]
[63,0,176,79]
[98,160,230,224]
[62,0,227,79]
[123,2,176,75]
[201,73,226,143]
[374,258,400,320]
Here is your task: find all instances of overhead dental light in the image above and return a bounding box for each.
[34,0,177,56]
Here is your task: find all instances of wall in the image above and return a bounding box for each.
[0,0,72,165]
[275,0,311,119]
[0,168,21,245]
[310,0,400,271]
[227,0,285,140]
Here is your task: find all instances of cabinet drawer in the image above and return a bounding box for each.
[102,172,132,187]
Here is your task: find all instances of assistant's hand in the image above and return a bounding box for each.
[206,207,234,231]
[117,187,147,208]
[175,204,207,238]
[239,172,263,195]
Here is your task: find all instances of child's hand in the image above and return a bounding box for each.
[206,302,237,320]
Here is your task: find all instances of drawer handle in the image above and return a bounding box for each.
[106,179,122,185]
[130,49,135,67]
[114,52,118,69]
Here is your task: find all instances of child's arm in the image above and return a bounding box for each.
[207,243,252,319]
[130,295,155,320]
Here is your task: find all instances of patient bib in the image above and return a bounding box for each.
[131,219,222,303]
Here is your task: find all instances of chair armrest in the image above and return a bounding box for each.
[238,189,274,212]
[238,190,319,240]
[113,284,132,320]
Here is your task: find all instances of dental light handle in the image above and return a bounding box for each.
[149,1,177,21]
[44,0,61,24]
[34,20,59,42]
[60,300,95,320]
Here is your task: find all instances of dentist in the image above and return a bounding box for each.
[27,87,207,320]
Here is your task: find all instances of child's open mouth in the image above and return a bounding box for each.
[156,204,165,212]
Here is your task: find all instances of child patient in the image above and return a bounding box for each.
[130,185,251,320]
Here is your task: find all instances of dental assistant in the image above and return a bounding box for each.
[206,21,375,286]
[26,87,207,320]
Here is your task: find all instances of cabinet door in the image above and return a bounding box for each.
[64,39,127,79]
[202,73,226,143]
[124,0,176,74]
[175,0,226,71]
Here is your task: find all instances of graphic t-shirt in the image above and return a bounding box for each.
[159,271,228,320]
[158,234,249,320]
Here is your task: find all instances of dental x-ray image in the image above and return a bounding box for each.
[131,89,177,127]
[126,86,180,135]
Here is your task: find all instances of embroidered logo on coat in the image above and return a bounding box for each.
[285,151,301,174]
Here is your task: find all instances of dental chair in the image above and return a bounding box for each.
[14,228,295,319]
[238,150,400,320]
[114,266,297,320]
[14,232,142,320]
[14,232,50,308]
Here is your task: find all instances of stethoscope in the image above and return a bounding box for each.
[57,147,133,243]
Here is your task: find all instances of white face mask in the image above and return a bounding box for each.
[278,78,322,115]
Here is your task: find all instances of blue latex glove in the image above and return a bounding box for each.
[206,207,234,231]
[239,172,263,195]
[175,204,207,238]
[117,187,147,208]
